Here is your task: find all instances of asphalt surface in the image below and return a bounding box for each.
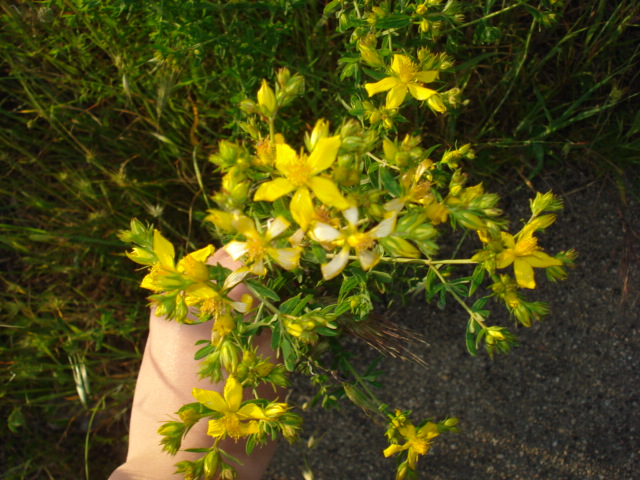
[264,168,640,480]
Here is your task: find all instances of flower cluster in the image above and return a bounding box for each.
[120,4,574,477]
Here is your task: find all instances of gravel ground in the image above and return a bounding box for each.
[263,169,640,480]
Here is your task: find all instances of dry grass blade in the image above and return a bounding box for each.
[342,312,429,369]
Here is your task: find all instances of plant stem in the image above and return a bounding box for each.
[428,261,488,329]
[324,253,476,266]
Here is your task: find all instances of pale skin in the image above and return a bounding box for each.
[109,249,279,480]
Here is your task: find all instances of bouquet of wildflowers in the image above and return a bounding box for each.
[120,2,574,478]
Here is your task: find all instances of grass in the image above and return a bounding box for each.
[1,0,638,478]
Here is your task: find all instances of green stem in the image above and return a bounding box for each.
[342,359,389,419]
[268,116,276,144]
[325,253,476,266]
[428,262,488,329]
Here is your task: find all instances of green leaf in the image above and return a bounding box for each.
[334,301,351,316]
[271,321,281,351]
[469,265,485,296]
[194,343,215,361]
[465,319,478,356]
[8,407,25,433]
[279,294,313,315]
[246,279,280,302]
[323,0,340,14]
[279,294,302,315]
[315,326,340,337]
[281,338,296,372]
[379,167,401,198]
[338,276,360,300]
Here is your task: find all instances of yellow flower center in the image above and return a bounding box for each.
[246,238,267,262]
[395,56,418,84]
[514,235,538,256]
[285,156,312,187]
[220,412,244,439]
[347,232,375,250]
[201,293,223,317]
[407,436,429,455]
[411,181,431,201]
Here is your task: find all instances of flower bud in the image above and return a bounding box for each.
[264,402,288,419]
[239,98,259,115]
[125,247,155,266]
[203,451,219,480]
[158,421,185,437]
[427,93,446,113]
[276,67,290,88]
[305,119,330,152]
[380,236,420,258]
[178,407,201,426]
[220,341,239,373]
[257,79,277,118]
[284,74,305,98]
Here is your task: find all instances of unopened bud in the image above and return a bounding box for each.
[257,79,277,117]
[203,451,219,480]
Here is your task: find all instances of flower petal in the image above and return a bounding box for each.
[250,258,267,276]
[383,443,407,458]
[514,258,536,289]
[525,251,563,268]
[365,76,400,96]
[370,212,397,239]
[343,206,359,226]
[386,83,408,109]
[321,247,350,280]
[275,143,298,174]
[225,241,249,261]
[153,230,175,269]
[307,136,341,175]
[238,403,267,420]
[222,266,250,290]
[290,187,314,231]
[308,176,350,210]
[268,247,301,270]
[206,418,226,438]
[232,215,259,238]
[358,248,380,271]
[407,83,437,101]
[265,216,291,240]
[186,244,216,264]
[254,178,295,202]
[311,222,343,243]
[223,376,243,411]
[495,250,515,269]
[414,70,439,83]
[238,420,260,436]
[384,197,405,212]
[193,387,227,412]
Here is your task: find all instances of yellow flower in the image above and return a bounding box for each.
[311,207,396,280]
[224,215,301,276]
[254,135,350,230]
[140,229,215,292]
[185,268,253,319]
[383,420,440,470]
[384,159,434,212]
[192,376,266,440]
[365,54,440,109]
[495,231,562,289]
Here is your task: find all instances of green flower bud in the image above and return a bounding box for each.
[257,79,277,118]
[203,451,219,480]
